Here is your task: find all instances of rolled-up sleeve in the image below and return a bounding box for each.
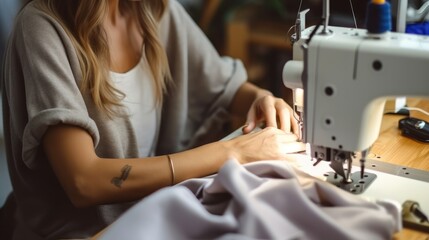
[22,109,99,169]
[11,8,100,169]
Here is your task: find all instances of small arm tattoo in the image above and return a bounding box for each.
[111,164,132,188]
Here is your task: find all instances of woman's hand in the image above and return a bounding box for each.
[228,127,306,164]
[242,94,299,136]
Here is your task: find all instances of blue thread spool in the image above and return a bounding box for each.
[366,0,392,34]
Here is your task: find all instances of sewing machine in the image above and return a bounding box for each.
[284,24,429,179]
[282,0,429,232]
[284,0,428,180]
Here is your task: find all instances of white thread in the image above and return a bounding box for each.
[349,0,358,28]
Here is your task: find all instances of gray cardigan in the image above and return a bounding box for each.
[2,0,247,238]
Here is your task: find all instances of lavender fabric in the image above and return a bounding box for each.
[100,159,401,240]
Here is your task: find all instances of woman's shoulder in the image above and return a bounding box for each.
[7,1,78,74]
[160,0,198,34]
[17,1,52,25]
[163,0,192,22]
[13,0,66,41]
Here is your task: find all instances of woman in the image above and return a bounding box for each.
[2,0,303,238]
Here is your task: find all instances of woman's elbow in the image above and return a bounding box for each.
[63,175,100,208]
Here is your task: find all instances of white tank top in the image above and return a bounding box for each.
[110,56,158,157]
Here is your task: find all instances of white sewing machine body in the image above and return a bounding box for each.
[285,25,429,153]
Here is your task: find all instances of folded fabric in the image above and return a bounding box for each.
[100,159,401,240]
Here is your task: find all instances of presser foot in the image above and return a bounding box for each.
[324,171,377,194]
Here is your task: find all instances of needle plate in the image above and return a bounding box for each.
[325,171,377,194]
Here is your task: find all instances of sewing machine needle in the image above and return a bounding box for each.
[360,158,365,179]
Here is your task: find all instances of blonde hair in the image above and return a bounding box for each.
[34,0,171,117]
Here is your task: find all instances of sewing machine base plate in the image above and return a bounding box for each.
[325,171,377,194]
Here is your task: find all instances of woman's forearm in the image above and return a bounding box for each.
[90,141,233,206]
[44,124,234,207]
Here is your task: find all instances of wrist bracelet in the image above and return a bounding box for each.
[167,155,175,185]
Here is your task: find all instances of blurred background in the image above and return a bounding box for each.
[179,0,429,99]
[0,0,22,207]
[178,0,369,101]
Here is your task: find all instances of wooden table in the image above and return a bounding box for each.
[371,98,429,169]
[371,98,429,240]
